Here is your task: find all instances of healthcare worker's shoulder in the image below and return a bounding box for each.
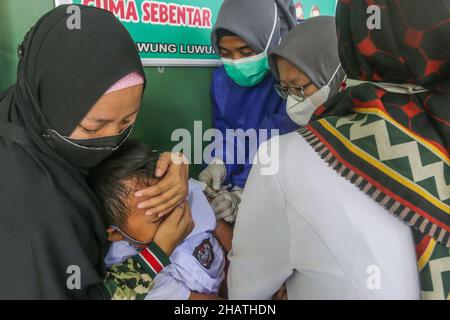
[280,131,308,147]
[212,66,228,82]
[255,131,317,177]
[212,65,226,76]
[258,131,310,159]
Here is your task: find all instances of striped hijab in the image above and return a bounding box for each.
[302,0,450,299]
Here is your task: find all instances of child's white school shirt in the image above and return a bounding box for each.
[105,180,225,300]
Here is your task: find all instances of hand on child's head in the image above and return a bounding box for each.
[88,139,168,244]
[108,178,166,244]
[134,152,190,218]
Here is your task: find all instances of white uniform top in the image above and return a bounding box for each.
[105,180,225,300]
[228,132,420,300]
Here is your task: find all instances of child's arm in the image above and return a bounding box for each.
[95,242,171,300]
[213,220,233,253]
[97,203,193,300]
[189,292,225,300]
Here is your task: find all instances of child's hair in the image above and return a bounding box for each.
[88,139,159,227]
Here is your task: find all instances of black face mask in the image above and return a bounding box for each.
[44,125,133,169]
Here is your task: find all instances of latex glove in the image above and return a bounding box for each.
[198,158,226,197]
[210,187,243,223]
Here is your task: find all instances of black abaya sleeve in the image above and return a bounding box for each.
[0,136,170,299]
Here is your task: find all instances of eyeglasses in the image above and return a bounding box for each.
[274,82,313,101]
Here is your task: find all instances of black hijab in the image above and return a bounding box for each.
[0,5,144,299]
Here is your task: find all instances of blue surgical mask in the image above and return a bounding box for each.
[221,4,278,87]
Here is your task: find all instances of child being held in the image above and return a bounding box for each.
[89,139,232,300]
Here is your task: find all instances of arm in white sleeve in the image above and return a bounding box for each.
[227,141,293,300]
[145,268,191,300]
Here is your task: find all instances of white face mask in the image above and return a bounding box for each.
[286,86,330,126]
[286,64,341,126]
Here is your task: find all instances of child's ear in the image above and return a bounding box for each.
[106,227,125,242]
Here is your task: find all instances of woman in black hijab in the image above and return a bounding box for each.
[0,5,192,299]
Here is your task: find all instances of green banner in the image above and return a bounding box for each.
[55,0,224,66]
[293,0,336,20]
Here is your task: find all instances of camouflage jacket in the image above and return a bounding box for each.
[94,242,171,300]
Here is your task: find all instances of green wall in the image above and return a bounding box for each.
[0,0,213,176]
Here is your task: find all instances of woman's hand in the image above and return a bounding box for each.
[135,152,189,217]
[153,201,194,256]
